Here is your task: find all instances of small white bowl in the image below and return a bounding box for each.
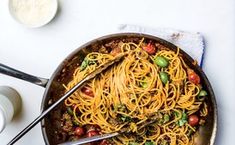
[8,0,58,28]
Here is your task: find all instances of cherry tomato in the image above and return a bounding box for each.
[86,129,100,145]
[81,86,94,97]
[143,43,156,54]
[188,114,199,126]
[187,69,200,85]
[74,127,85,136]
[100,140,110,145]
[87,130,99,137]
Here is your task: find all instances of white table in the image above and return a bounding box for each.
[0,0,235,144]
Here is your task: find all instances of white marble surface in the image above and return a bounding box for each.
[0,0,235,144]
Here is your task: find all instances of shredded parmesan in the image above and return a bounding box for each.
[10,0,56,27]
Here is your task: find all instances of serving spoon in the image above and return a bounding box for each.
[7,54,126,145]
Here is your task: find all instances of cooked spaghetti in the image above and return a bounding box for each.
[61,38,208,145]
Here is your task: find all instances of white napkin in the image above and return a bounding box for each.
[118,24,205,67]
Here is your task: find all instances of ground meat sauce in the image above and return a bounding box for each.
[48,38,144,145]
[44,36,193,145]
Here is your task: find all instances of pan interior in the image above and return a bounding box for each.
[40,33,217,145]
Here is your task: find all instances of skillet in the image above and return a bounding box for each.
[0,33,217,145]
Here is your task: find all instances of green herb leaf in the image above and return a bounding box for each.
[115,104,126,112]
[182,112,187,120]
[174,111,179,117]
[120,115,132,122]
[158,119,164,125]
[67,107,73,116]
[178,112,188,126]
[187,129,193,137]
[80,58,89,71]
[140,81,148,88]
[145,141,155,145]
[129,142,139,145]
[155,112,164,125]
[88,60,96,65]
[140,77,148,88]
[178,119,187,126]
[163,114,170,123]
[160,140,169,145]
[72,119,80,126]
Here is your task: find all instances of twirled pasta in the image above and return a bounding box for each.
[62,38,208,145]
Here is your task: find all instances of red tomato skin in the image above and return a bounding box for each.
[74,127,85,136]
[81,86,94,97]
[188,115,199,126]
[85,130,100,145]
[87,130,99,137]
[187,69,200,84]
[99,140,110,145]
[143,43,156,54]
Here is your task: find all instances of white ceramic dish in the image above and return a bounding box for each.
[0,86,22,133]
[8,0,58,28]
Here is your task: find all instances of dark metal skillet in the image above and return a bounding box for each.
[0,33,217,145]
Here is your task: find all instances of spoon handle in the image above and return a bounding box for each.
[7,54,125,145]
[0,63,48,87]
[58,132,119,145]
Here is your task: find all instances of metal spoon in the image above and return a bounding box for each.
[7,54,125,145]
[58,118,158,145]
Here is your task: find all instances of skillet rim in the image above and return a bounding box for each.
[40,33,217,145]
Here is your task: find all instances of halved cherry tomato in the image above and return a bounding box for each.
[100,140,110,145]
[188,114,199,126]
[81,86,94,97]
[74,127,85,136]
[187,69,200,85]
[143,43,156,54]
[87,130,99,137]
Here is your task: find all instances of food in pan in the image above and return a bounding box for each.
[59,38,209,145]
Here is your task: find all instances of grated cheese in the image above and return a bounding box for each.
[10,0,56,27]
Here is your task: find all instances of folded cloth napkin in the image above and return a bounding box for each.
[118,24,205,67]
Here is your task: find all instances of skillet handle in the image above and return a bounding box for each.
[0,63,48,88]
